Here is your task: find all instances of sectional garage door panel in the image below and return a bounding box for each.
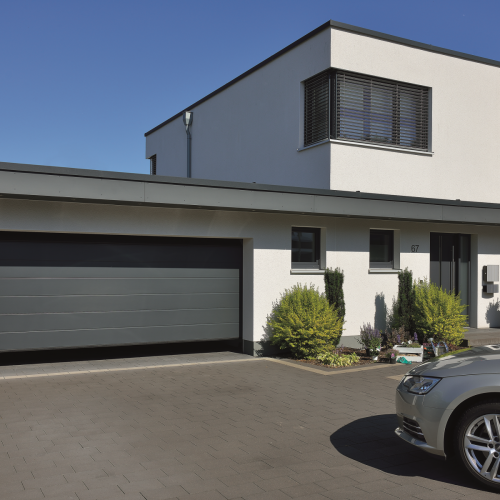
[0,301,240,332]
[0,275,239,297]
[0,292,239,315]
[0,323,238,352]
[0,267,240,279]
[0,233,242,352]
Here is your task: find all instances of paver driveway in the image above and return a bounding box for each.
[0,352,497,500]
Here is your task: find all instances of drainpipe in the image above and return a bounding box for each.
[183,111,193,178]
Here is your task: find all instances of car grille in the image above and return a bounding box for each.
[403,417,426,442]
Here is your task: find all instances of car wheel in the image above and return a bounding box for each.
[455,401,500,490]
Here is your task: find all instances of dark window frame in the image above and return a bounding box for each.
[304,69,430,151]
[370,229,394,269]
[291,227,321,270]
[150,154,157,175]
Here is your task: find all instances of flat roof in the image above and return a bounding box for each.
[145,19,500,137]
[1,161,500,227]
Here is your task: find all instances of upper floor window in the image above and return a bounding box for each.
[304,70,429,151]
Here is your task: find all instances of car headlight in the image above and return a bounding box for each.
[402,375,441,395]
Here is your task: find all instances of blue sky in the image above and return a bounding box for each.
[1,0,498,175]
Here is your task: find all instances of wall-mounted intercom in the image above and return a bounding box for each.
[483,265,499,294]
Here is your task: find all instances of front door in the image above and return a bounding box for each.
[430,233,470,322]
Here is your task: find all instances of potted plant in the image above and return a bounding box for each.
[357,323,382,360]
[385,349,399,364]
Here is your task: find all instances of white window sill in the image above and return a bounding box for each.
[297,139,433,156]
[369,268,401,274]
[290,269,325,275]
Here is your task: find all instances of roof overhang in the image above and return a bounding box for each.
[1,162,500,226]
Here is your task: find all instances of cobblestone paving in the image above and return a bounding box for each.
[0,354,497,500]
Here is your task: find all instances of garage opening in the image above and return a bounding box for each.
[0,232,242,352]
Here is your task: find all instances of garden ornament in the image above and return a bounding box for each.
[397,356,412,364]
[430,341,449,356]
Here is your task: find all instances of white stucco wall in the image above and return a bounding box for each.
[476,228,500,328]
[147,26,499,204]
[145,29,332,189]
[329,29,500,202]
[146,26,499,203]
[1,197,499,346]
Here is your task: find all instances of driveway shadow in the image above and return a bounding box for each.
[330,413,491,493]
[0,339,242,366]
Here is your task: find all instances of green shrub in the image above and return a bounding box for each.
[324,268,345,322]
[357,323,382,353]
[414,279,467,345]
[385,326,410,348]
[392,268,416,335]
[269,284,344,359]
[317,351,359,367]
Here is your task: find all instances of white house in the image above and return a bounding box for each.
[1,21,499,355]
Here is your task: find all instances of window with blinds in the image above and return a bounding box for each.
[304,70,331,146]
[304,70,429,151]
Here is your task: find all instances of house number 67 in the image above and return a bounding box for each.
[411,245,419,252]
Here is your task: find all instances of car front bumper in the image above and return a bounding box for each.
[395,385,448,458]
[394,426,445,458]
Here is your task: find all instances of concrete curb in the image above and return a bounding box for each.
[264,357,410,376]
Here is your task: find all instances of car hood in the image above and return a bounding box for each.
[409,345,500,377]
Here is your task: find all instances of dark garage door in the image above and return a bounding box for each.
[0,232,242,352]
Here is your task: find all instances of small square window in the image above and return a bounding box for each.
[292,227,320,269]
[370,229,394,269]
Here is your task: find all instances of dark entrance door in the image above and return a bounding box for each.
[430,233,471,322]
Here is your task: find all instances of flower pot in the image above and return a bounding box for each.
[371,355,379,361]
[390,357,397,364]
[366,347,381,357]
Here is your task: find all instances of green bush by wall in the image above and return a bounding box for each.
[414,279,467,345]
[268,284,344,359]
[393,268,416,335]
[324,267,345,323]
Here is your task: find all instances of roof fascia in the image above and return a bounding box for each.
[2,161,500,212]
[2,169,500,227]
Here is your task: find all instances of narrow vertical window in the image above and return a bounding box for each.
[150,154,157,175]
[304,71,330,146]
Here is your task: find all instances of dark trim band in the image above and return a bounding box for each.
[1,161,500,212]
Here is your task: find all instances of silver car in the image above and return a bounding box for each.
[395,345,500,490]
